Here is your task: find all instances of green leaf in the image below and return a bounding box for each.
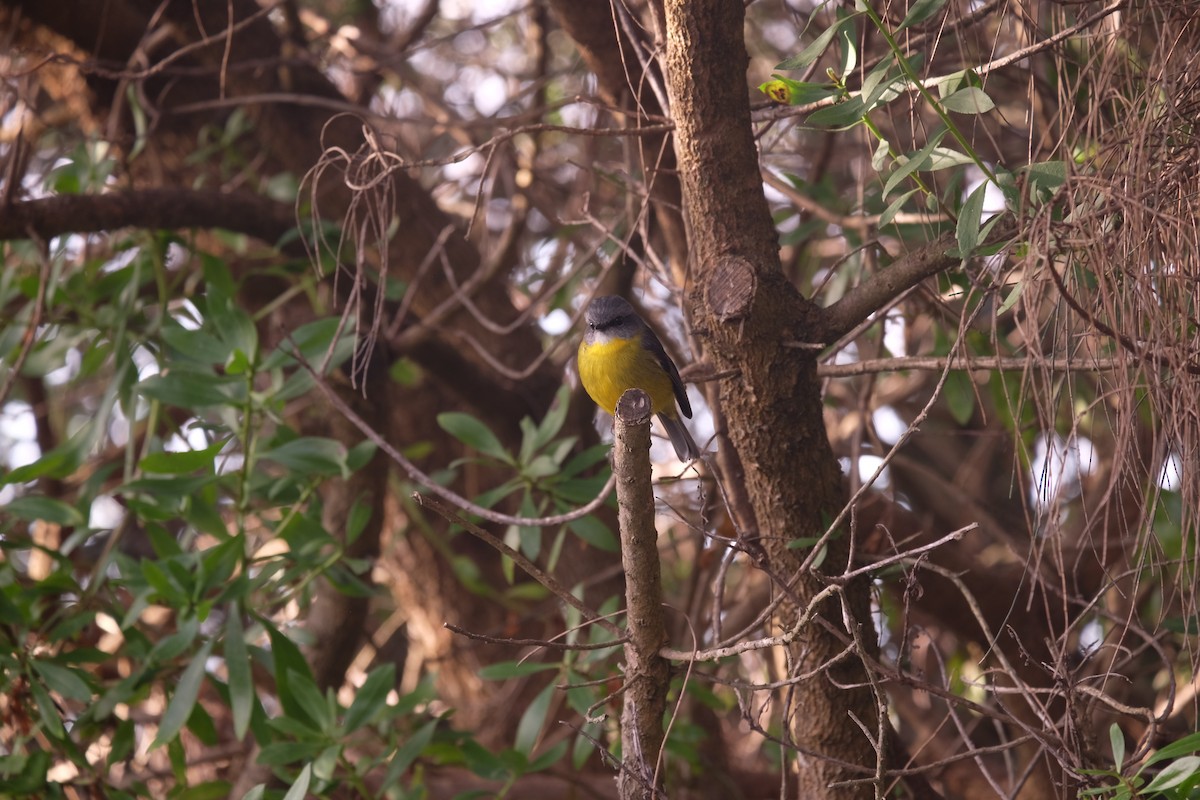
[142,559,188,604]
[997,280,1024,315]
[956,182,990,259]
[287,669,334,733]
[345,495,373,546]
[1143,756,1200,792]
[259,437,350,478]
[160,321,230,366]
[225,608,253,740]
[567,516,619,552]
[861,61,904,113]
[805,95,867,129]
[174,782,232,800]
[882,129,947,197]
[836,25,857,78]
[528,739,568,772]
[926,146,975,171]
[1145,731,1200,766]
[1,439,85,486]
[438,412,510,462]
[29,680,64,738]
[30,660,92,701]
[478,661,560,680]
[345,440,377,472]
[514,680,555,755]
[282,763,312,800]
[777,14,856,70]
[379,718,438,790]
[344,664,396,733]
[312,744,341,782]
[1109,723,1125,771]
[153,639,214,749]
[878,188,920,228]
[4,496,85,528]
[944,371,976,426]
[0,750,50,794]
[139,439,226,475]
[138,371,234,409]
[528,386,572,458]
[898,0,950,30]
[262,317,355,372]
[1023,160,1068,201]
[941,86,995,114]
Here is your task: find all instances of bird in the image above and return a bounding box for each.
[577,295,700,461]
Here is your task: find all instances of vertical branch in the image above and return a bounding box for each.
[613,389,670,799]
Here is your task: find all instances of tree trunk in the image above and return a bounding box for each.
[662,1,882,796]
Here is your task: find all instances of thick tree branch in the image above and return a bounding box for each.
[0,189,300,251]
[816,219,1016,342]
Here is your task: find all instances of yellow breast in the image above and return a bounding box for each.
[578,335,678,417]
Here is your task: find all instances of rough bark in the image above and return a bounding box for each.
[613,390,670,799]
[661,1,882,797]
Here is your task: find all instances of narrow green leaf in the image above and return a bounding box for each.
[837,26,857,77]
[138,371,233,408]
[861,58,900,110]
[287,669,334,734]
[379,718,438,790]
[805,96,867,129]
[898,0,950,30]
[478,661,559,680]
[344,664,396,733]
[4,496,85,528]
[152,639,214,749]
[532,386,572,453]
[941,86,996,114]
[944,371,976,426]
[139,440,225,475]
[1143,756,1200,792]
[777,15,855,70]
[1109,723,1125,771]
[528,739,568,772]
[29,680,64,738]
[567,516,619,552]
[926,146,975,171]
[514,680,555,755]
[1145,731,1200,766]
[224,608,253,740]
[882,129,947,197]
[312,744,341,782]
[160,322,230,366]
[30,661,92,702]
[437,412,509,462]
[281,763,312,800]
[344,496,373,546]
[878,188,920,228]
[956,182,989,258]
[174,781,232,800]
[259,437,349,478]
[997,280,1024,315]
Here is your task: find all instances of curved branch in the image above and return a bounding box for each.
[816,219,1016,342]
[0,189,301,251]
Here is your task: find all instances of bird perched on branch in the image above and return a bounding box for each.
[577,295,699,461]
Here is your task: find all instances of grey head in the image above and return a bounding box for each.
[585,295,644,344]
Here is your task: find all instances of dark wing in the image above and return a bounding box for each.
[641,326,692,418]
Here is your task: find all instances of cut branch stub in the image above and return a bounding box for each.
[706,255,757,322]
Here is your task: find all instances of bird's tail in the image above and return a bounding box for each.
[659,413,700,461]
